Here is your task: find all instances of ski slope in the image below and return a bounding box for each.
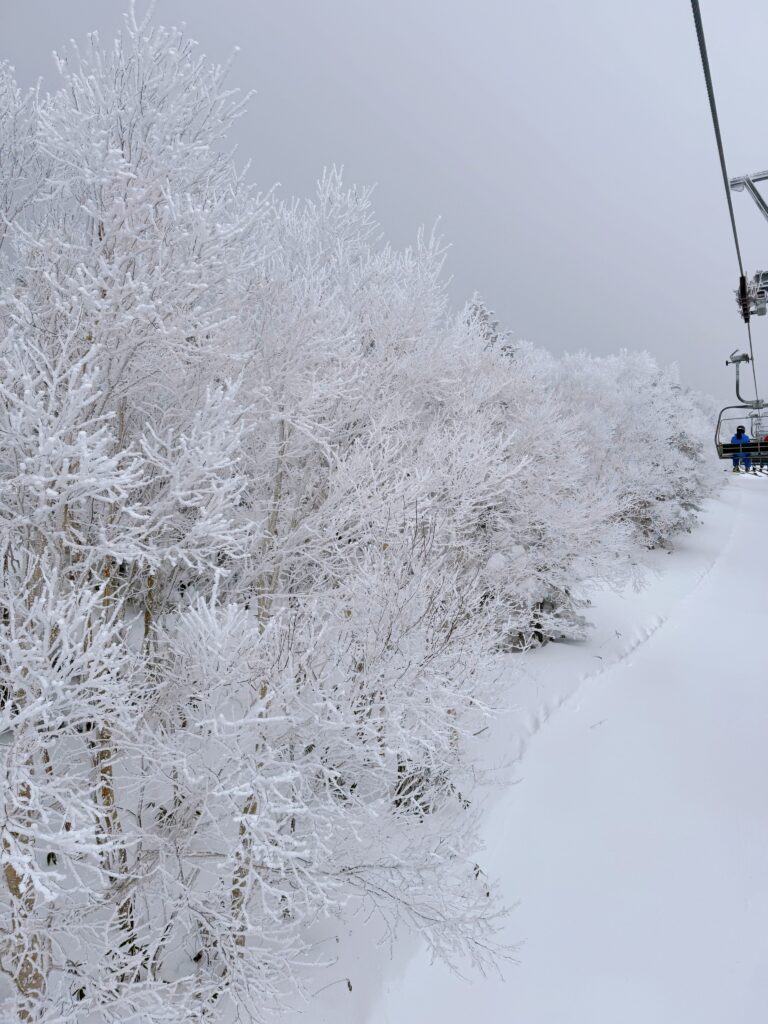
[367,478,768,1024]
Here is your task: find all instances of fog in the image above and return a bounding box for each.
[3,0,767,401]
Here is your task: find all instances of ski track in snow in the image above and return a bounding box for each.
[363,479,768,1024]
[562,483,741,708]
[498,484,741,788]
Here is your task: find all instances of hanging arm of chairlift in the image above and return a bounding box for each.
[725,350,765,407]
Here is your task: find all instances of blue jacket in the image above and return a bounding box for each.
[731,432,751,445]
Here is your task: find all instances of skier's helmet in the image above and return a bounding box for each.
[737,425,746,432]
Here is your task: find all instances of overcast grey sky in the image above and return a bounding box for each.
[2,0,767,399]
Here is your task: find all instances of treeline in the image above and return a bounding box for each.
[0,13,717,1022]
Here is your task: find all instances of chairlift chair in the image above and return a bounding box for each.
[715,350,768,468]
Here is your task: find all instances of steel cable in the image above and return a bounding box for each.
[690,0,761,401]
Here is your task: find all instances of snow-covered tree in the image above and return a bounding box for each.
[1,11,264,1021]
[0,18,504,1023]
[0,64,48,256]
[554,349,718,549]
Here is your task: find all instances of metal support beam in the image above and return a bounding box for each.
[730,169,768,189]
[730,172,768,224]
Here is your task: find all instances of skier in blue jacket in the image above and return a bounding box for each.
[731,425,753,472]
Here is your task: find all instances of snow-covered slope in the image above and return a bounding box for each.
[366,478,768,1024]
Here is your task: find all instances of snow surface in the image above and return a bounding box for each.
[352,477,768,1023]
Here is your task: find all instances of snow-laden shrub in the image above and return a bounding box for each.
[553,349,720,549]
[0,11,718,1023]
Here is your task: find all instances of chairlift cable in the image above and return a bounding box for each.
[689,0,745,275]
[690,0,761,401]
